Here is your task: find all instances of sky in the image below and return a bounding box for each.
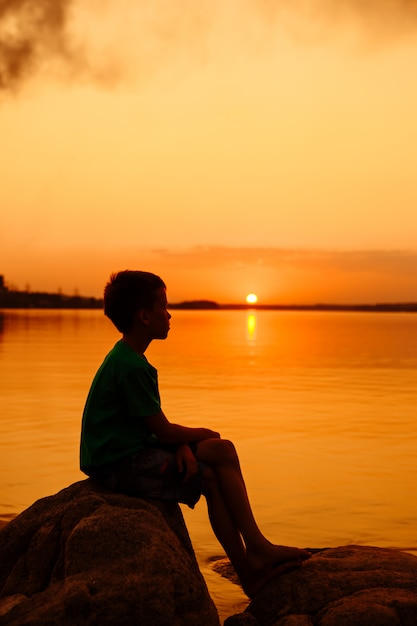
[1,0,417,304]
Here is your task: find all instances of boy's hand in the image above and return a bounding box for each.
[175,444,198,482]
[199,428,221,440]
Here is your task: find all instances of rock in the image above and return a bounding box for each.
[223,545,417,626]
[0,479,220,626]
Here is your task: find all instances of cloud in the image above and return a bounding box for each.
[253,0,417,39]
[0,0,214,91]
[156,246,417,275]
[153,246,417,303]
[0,0,73,89]
[2,0,417,91]
[2,244,416,303]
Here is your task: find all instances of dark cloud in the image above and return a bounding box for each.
[0,0,74,89]
[0,0,212,91]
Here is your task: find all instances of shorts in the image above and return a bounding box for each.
[92,446,206,509]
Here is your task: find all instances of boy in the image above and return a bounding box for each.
[80,270,310,598]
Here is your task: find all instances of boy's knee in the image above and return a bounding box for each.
[196,437,239,467]
[217,438,237,459]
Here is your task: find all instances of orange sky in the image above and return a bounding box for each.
[1,0,416,304]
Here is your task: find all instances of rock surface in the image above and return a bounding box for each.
[0,479,220,626]
[221,545,417,625]
[3,481,417,626]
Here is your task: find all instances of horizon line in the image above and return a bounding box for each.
[1,283,416,312]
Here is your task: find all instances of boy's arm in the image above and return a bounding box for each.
[143,410,220,445]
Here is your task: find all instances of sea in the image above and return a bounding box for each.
[1,308,416,623]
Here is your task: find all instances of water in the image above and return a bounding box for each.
[1,308,417,621]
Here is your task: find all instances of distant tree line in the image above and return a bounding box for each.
[0,275,103,309]
[1,275,416,311]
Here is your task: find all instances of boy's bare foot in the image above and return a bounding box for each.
[242,559,301,599]
[247,544,311,573]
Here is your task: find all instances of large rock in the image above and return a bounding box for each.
[0,480,220,625]
[222,545,417,625]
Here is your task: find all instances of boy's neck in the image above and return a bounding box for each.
[121,333,151,357]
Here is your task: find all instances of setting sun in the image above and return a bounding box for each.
[246,293,258,305]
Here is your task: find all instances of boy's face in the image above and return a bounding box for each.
[147,287,171,339]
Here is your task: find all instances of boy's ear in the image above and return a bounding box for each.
[136,308,151,325]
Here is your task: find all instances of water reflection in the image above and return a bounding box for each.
[246,312,257,341]
[1,309,417,619]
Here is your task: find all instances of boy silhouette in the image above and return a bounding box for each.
[80,270,310,597]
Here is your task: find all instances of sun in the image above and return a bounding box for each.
[246,293,258,305]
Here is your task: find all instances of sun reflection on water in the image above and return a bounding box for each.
[246,312,257,341]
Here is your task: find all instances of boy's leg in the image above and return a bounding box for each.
[201,465,252,585]
[201,464,302,598]
[195,438,310,589]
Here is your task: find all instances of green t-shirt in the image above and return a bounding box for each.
[80,340,160,474]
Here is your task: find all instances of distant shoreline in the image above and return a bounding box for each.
[1,276,416,312]
[169,302,417,312]
[1,294,417,313]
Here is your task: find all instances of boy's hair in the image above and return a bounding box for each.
[104,270,166,333]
